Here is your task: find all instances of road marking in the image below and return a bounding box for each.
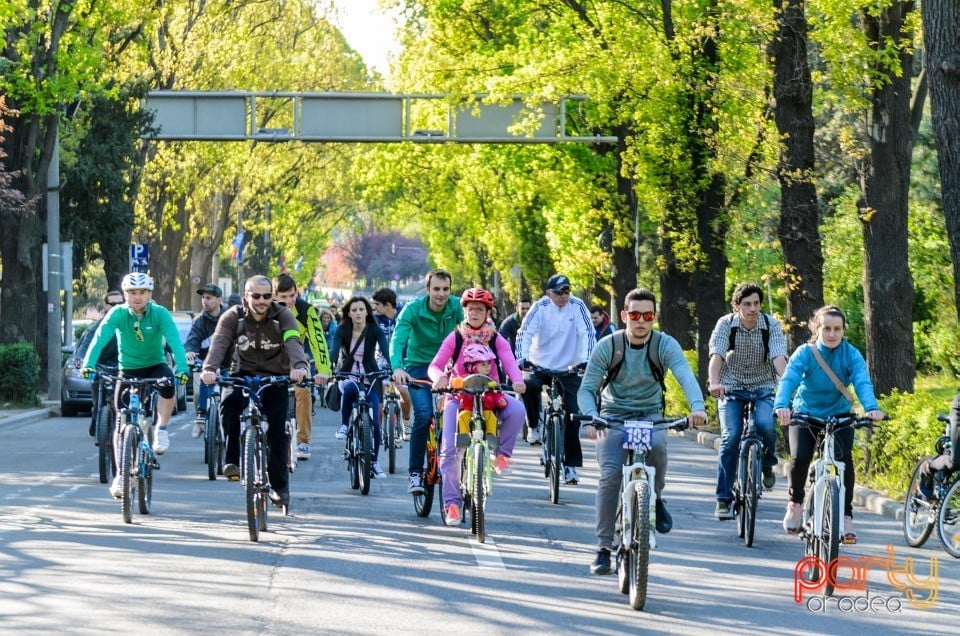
[54,484,83,499]
[470,537,505,569]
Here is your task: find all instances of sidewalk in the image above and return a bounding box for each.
[0,401,59,427]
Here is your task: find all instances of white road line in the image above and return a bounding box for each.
[54,484,83,499]
[470,537,506,569]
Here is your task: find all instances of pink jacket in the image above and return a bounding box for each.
[428,331,524,384]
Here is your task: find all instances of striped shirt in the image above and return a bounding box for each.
[707,313,787,391]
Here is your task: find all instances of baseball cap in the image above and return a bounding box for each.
[545,274,571,293]
[196,283,223,298]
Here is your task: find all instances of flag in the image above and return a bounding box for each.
[295,256,303,271]
[278,253,287,273]
[231,230,247,263]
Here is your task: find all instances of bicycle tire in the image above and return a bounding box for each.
[415,418,439,517]
[549,414,562,504]
[96,406,114,484]
[213,407,224,475]
[819,478,840,596]
[359,414,374,496]
[384,402,400,474]
[473,443,486,543]
[243,427,261,542]
[629,480,652,611]
[744,442,760,547]
[205,408,218,480]
[937,474,960,558]
[138,448,152,515]
[258,436,269,531]
[903,460,936,547]
[120,427,136,524]
[736,446,748,539]
[286,420,297,474]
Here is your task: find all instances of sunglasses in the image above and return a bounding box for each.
[248,292,272,300]
[553,288,571,296]
[106,301,122,307]
[626,310,656,322]
[133,320,144,341]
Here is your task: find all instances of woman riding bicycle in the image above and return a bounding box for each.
[774,305,884,543]
[428,288,526,526]
[329,296,391,478]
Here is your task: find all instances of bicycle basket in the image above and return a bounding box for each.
[623,420,654,451]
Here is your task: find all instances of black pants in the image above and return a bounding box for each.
[220,383,289,492]
[929,390,960,474]
[788,424,855,517]
[522,371,583,468]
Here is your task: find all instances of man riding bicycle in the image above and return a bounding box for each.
[707,283,788,520]
[200,275,314,508]
[184,283,230,437]
[577,288,707,575]
[81,272,190,498]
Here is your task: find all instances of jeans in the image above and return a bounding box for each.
[715,391,777,502]
[522,371,584,467]
[340,380,382,462]
[440,394,524,507]
[195,381,214,414]
[406,365,433,475]
[220,382,289,492]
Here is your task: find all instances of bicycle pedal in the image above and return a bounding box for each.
[151,460,161,470]
[340,450,349,460]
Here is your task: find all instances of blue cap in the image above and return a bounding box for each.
[545,274,571,293]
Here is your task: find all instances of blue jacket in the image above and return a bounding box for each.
[774,340,879,417]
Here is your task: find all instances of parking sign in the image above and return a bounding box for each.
[129,243,149,271]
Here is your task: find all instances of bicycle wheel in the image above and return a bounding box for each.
[214,407,225,475]
[736,447,748,539]
[120,427,136,524]
[205,408,218,480]
[243,427,261,542]
[258,436,269,531]
[384,402,400,474]
[359,414,374,496]
[903,461,936,547]
[616,502,629,595]
[96,406,114,484]
[744,442,760,547]
[629,479,652,611]
[138,448,152,515]
[818,478,841,596]
[937,475,960,558]
[415,421,438,517]
[286,420,297,474]
[548,414,562,504]
[472,443,486,543]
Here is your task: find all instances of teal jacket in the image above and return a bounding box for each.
[774,340,879,417]
[389,295,463,370]
[83,301,189,374]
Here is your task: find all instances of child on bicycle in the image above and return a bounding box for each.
[454,344,509,438]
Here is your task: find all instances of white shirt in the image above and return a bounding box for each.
[517,294,595,371]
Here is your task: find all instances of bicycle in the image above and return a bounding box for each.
[284,384,299,473]
[528,365,579,504]
[903,413,960,558]
[790,413,878,596]
[193,360,224,481]
[333,370,391,496]
[575,414,689,611]
[114,376,172,524]
[409,379,443,517]
[217,375,296,542]
[92,365,119,484]
[728,397,766,547]
[381,380,404,474]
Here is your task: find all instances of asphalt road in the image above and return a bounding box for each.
[1,407,958,635]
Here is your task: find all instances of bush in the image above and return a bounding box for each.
[0,343,40,406]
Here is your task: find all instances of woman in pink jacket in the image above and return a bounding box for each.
[429,288,527,526]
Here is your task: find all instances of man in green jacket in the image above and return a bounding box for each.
[390,269,464,494]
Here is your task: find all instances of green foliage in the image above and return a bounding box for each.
[0,343,40,405]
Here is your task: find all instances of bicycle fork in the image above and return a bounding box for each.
[622,460,657,550]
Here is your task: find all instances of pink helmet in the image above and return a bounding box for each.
[461,343,496,365]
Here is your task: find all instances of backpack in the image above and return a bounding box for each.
[451,330,505,378]
[596,329,665,411]
[727,313,770,358]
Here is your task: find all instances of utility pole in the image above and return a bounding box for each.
[46,125,62,400]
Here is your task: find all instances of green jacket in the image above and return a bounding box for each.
[83,301,189,374]
[389,295,463,370]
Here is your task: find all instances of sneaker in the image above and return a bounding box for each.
[564,466,580,485]
[297,443,312,460]
[335,424,348,440]
[655,498,673,533]
[715,500,734,520]
[372,463,386,479]
[153,427,170,455]
[109,474,123,499]
[223,463,240,481]
[191,420,205,438]
[783,501,802,534]
[842,515,857,544]
[268,487,290,507]
[407,472,425,494]
[526,426,542,445]
[590,548,613,575]
[492,454,512,475]
[444,504,461,526]
[763,466,776,490]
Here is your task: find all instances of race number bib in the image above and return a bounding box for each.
[623,420,653,451]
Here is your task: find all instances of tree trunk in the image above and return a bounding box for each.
[770,0,824,350]
[694,173,729,382]
[860,3,918,394]
[610,125,639,321]
[924,0,960,319]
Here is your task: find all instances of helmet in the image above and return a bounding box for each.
[121,272,154,291]
[462,343,497,365]
[460,287,495,308]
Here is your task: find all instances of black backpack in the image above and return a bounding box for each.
[727,313,770,358]
[596,329,665,410]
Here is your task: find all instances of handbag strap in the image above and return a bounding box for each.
[809,344,856,404]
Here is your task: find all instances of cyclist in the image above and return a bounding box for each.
[590,305,615,341]
[389,269,464,495]
[319,307,337,344]
[517,274,594,485]
[577,288,707,575]
[81,272,190,497]
[498,295,530,355]
[707,283,788,520]
[86,290,123,438]
[274,273,332,461]
[372,287,412,430]
[329,295,391,478]
[200,275,313,508]
[774,305,884,543]
[428,288,526,525]
[919,390,960,496]
[184,283,229,437]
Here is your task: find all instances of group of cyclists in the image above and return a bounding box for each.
[81,271,908,577]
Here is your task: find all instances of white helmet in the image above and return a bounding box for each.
[121,272,154,291]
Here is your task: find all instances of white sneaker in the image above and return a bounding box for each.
[154,427,170,455]
[109,474,123,499]
[526,426,542,445]
[783,501,802,534]
[564,466,580,485]
[372,463,386,479]
[191,420,205,438]
[335,425,348,440]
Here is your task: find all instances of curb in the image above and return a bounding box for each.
[671,427,903,522]
[0,406,57,428]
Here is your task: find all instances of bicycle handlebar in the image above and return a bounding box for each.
[523,364,583,378]
[573,413,689,432]
[789,412,886,432]
[331,370,393,384]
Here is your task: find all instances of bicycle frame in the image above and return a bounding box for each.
[731,397,764,545]
[334,370,390,495]
[529,365,578,502]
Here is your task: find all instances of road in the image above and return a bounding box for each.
[1,407,957,635]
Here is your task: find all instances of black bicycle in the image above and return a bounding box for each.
[193,361,224,481]
[903,413,960,558]
[333,370,391,496]
[529,365,579,504]
[382,381,404,474]
[92,365,119,484]
[729,397,766,546]
[114,376,171,524]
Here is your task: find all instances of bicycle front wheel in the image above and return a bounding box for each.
[937,475,960,558]
[629,480,652,611]
[744,442,760,547]
[359,414,374,495]
[120,427,137,524]
[735,447,748,539]
[414,422,438,517]
[138,451,152,515]
[903,460,936,547]
[384,402,400,474]
[96,406,114,484]
[472,443,486,542]
[819,478,840,596]
[205,407,218,480]
[548,414,562,504]
[243,427,262,542]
